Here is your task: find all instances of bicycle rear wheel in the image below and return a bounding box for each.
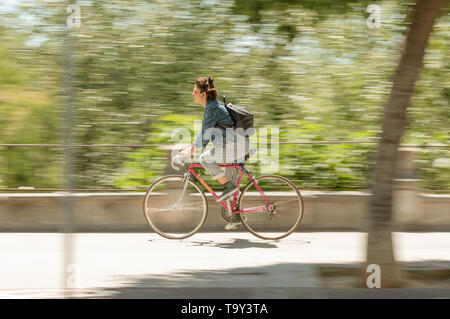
[238,175,304,240]
[143,175,208,239]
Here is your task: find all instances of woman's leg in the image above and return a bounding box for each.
[200,138,246,186]
[217,175,229,184]
[200,140,246,229]
[199,146,228,183]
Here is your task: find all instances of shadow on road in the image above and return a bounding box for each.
[148,238,311,249]
[91,260,450,299]
[103,262,320,298]
[187,238,279,249]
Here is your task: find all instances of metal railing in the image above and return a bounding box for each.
[0,141,448,192]
[1,142,449,147]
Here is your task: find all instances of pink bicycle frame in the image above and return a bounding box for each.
[188,163,272,214]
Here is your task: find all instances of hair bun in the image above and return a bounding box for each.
[208,76,214,88]
[195,76,218,101]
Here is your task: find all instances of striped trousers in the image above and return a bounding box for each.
[199,135,251,183]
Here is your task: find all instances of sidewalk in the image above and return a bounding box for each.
[0,232,449,298]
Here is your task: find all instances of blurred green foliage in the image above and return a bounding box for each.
[0,0,448,191]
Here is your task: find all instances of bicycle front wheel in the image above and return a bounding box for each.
[238,175,304,240]
[143,175,208,239]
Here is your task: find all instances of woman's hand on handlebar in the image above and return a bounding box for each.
[178,146,195,157]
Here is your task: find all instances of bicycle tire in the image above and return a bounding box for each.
[143,175,208,239]
[238,175,304,240]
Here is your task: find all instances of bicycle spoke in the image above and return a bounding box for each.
[143,175,208,239]
[239,175,304,240]
[147,207,200,213]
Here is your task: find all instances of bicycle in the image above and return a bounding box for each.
[143,157,304,240]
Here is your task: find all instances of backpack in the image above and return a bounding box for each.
[217,96,254,136]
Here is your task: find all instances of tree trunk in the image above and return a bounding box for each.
[362,0,444,288]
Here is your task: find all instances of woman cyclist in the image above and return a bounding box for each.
[177,76,252,230]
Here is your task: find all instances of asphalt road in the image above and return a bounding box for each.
[0,232,449,298]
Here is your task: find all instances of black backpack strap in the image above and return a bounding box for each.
[216,122,233,129]
[217,95,233,129]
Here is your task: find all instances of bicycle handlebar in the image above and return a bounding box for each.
[171,155,193,171]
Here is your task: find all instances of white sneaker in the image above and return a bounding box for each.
[224,221,241,231]
[224,214,245,231]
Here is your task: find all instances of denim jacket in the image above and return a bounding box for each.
[192,99,235,149]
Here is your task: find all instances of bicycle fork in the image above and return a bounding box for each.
[172,172,191,209]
